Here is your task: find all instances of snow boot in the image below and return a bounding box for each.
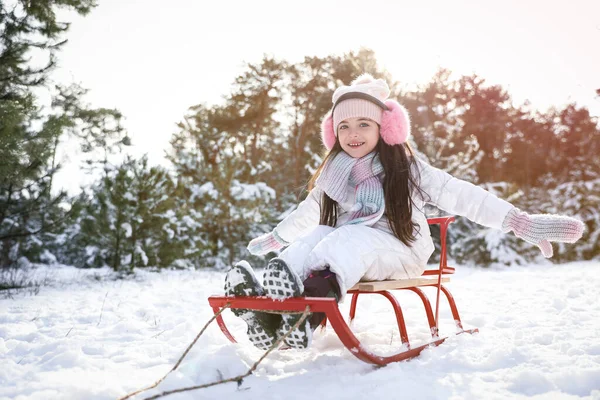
[302,267,341,329]
[263,257,313,349]
[224,261,281,350]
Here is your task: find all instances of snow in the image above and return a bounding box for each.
[1,261,599,400]
[230,181,276,202]
[135,246,148,266]
[189,183,219,202]
[121,223,132,238]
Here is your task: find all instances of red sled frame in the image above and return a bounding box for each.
[208,215,478,366]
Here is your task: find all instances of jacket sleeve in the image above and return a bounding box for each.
[414,158,515,230]
[274,187,322,243]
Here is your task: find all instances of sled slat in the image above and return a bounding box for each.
[349,277,450,292]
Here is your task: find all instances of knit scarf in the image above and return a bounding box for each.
[315,151,385,226]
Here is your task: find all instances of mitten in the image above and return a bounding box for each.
[247,230,289,256]
[501,208,585,258]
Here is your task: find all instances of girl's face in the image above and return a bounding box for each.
[337,117,380,158]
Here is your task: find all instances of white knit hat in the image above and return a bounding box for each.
[321,74,411,150]
[332,74,391,130]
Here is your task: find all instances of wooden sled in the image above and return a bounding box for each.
[208,216,478,366]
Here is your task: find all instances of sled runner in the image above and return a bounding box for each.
[207,215,478,365]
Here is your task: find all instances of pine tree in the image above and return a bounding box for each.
[77,160,135,271]
[0,0,129,272]
[1,0,92,269]
[406,68,483,181]
[502,105,554,190]
[62,156,180,272]
[168,103,277,268]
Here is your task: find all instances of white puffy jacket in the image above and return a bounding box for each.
[274,158,515,297]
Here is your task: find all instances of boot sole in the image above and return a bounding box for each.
[224,261,278,349]
[263,258,312,349]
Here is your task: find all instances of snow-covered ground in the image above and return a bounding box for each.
[1,261,599,400]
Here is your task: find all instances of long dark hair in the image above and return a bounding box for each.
[307,137,428,247]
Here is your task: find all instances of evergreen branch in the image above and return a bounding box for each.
[2,169,56,195]
[0,224,43,241]
[8,38,67,50]
[0,195,74,241]
[0,186,62,223]
[0,58,56,83]
[0,183,14,227]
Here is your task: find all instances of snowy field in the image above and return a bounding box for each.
[1,261,599,400]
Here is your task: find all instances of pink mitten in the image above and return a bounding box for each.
[247,230,289,256]
[501,208,585,258]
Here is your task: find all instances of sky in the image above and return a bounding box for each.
[50,0,600,194]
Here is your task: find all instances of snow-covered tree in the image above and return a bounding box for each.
[60,156,180,272]
[168,103,277,269]
[0,0,129,272]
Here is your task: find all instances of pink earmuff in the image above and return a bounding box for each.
[320,112,336,150]
[380,100,411,146]
[320,100,411,150]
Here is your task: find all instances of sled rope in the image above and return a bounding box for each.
[118,304,311,400]
[118,304,231,400]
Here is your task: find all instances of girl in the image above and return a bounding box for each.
[224,74,585,351]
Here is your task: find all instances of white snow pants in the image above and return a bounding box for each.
[278,225,427,301]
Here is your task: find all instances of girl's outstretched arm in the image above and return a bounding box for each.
[415,158,584,258]
[247,188,322,256]
[415,158,514,229]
